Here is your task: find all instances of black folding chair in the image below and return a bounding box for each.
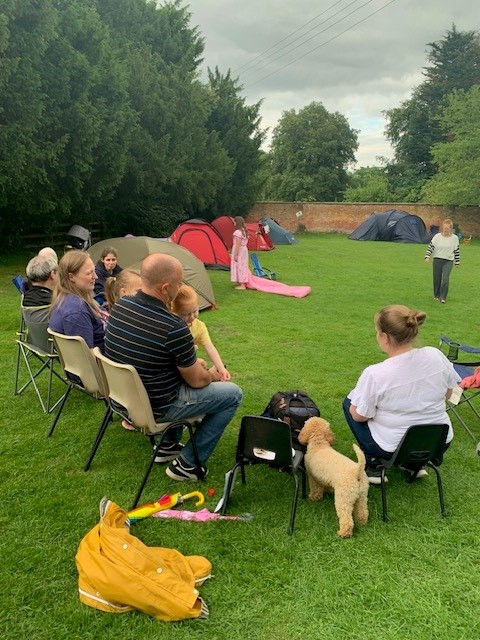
[220,415,306,534]
[377,424,449,523]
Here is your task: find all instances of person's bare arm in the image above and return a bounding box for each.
[204,342,231,381]
[349,403,369,422]
[178,359,221,388]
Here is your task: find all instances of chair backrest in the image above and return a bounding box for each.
[12,275,26,294]
[93,348,156,434]
[47,328,106,396]
[250,253,264,276]
[237,415,295,467]
[22,306,52,353]
[390,424,449,468]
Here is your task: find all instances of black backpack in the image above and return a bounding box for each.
[262,390,321,450]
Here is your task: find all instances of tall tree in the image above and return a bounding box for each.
[97,0,231,235]
[264,102,358,202]
[422,86,480,205]
[0,0,58,241]
[199,68,265,218]
[344,166,395,202]
[384,25,480,200]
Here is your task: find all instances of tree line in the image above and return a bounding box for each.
[0,0,265,247]
[1,3,478,250]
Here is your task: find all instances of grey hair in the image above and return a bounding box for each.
[26,255,58,283]
[38,246,58,261]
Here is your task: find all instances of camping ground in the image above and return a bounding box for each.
[2,233,480,640]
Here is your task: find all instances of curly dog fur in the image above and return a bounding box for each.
[298,417,369,538]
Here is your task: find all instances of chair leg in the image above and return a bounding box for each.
[288,472,301,535]
[301,466,307,499]
[427,463,446,518]
[449,406,477,442]
[48,384,72,437]
[131,424,179,510]
[84,406,113,471]
[219,462,242,515]
[184,421,202,477]
[16,349,51,412]
[13,342,23,396]
[380,467,389,522]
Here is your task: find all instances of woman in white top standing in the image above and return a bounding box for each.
[343,304,460,484]
[424,218,460,303]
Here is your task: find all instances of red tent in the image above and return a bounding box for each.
[170,219,230,270]
[212,216,274,251]
[246,222,274,251]
[211,216,235,249]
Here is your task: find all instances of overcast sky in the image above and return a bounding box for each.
[188,0,479,167]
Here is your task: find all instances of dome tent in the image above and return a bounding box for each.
[170,219,230,269]
[88,236,216,310]
[259,217,298,245]
[349,209,430,244]
[211,216,274,251]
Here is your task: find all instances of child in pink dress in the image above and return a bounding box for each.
[230,216,249,290]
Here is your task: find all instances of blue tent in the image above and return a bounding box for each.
[349,210,430,244]
[260,217,298,244]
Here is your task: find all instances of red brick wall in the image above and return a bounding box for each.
[248,202,480,236]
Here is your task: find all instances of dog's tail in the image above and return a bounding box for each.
[352,444,367,480]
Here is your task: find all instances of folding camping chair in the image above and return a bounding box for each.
[14,305,66,413]
[250,253,276,280]
[439,336,480,444]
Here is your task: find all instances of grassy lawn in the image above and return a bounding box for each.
[2,234,480,640]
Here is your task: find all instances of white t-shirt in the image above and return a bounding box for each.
[348,347,460,452]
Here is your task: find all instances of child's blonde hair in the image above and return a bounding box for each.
[172,284,199,315]
[104,269,141,308]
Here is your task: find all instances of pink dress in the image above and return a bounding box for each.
[230,230,249,283]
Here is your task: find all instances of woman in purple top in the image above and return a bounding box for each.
[49,250,106,353]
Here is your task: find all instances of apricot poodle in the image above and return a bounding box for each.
[298,417,369,538]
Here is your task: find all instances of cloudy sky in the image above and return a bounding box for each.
[188,0,479,166]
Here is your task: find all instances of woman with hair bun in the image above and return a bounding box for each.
[343,304,460,484]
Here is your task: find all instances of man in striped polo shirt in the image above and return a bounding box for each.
[105,253,243,481]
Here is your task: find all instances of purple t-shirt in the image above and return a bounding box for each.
[49,293,105,352]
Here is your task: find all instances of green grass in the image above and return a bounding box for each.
[2,234,480,640]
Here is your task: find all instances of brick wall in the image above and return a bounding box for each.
[248,202,480,236]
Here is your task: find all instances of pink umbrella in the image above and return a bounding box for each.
[153,508,252,522]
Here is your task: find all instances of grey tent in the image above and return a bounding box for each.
[260,217,298,244]
[349,210,430,244]
[89,236,216,310]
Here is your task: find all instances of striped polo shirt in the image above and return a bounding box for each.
[105,291,196,416]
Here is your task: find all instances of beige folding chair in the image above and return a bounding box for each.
[14,305,66,413]
[46,329,111,466]
[92,348,204,508]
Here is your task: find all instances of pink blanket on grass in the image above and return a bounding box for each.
[245,273,311,298]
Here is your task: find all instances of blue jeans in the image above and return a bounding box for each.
[158,382,243,466]
[342,397,393,463]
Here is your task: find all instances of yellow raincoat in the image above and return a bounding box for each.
[75,498,212,621]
